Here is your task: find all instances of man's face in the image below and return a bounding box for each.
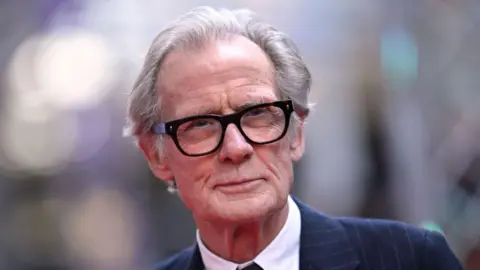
[141,36,305,223]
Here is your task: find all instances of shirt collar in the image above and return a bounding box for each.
[197,195,301,270]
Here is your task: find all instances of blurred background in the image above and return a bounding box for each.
[0,0,479,269]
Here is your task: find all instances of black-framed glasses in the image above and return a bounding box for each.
[152,100,294,157]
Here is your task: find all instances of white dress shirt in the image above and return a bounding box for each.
[197,196,301,270]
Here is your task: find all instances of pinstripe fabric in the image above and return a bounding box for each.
[151,198,462,270]
[297,200,359,270]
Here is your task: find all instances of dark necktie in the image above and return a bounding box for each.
[238,262,263,270]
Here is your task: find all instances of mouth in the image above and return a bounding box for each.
[214,179,263,194]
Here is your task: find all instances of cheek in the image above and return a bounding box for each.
[256,141,294,183]
[166,145,213,190]
[167,154,215,210]
[169,157,212,184]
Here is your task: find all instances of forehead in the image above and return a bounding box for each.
[156,36,277,118]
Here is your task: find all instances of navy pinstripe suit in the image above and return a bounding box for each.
[152,198,462,270]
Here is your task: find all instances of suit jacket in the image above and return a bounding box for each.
[151,198,462,270]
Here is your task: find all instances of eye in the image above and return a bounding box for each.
[245,107,268,117]
[191,119,212,127]
[181,118,218,133]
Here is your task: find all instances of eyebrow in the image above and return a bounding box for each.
[175,97,274,119]
[173,105,216,119]
[235,99,268,111]
[192,106,217,116]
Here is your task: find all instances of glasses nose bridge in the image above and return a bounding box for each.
[219,111,248,142]
[219,111,243,131]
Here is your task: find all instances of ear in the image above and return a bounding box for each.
[138,134,174,181]
[289,119,305,162]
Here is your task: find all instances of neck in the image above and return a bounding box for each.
[196,200,289,263]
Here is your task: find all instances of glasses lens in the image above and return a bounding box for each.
[241,104,286,143]
[176,117,222,155]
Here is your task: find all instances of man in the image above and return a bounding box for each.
[124,6,462,270]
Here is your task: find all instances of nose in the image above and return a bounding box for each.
[218,124,253,163]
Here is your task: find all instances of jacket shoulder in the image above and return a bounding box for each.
[336,216,427,246]
[149,246,195,270]
[334,217,461,269]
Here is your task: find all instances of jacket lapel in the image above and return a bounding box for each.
[186,245,204,270]
[295,199,360,270]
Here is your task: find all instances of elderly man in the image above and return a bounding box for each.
[125,6,462,270]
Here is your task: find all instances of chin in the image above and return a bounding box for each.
[209,193,280,223]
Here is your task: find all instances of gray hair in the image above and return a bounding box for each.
[124,6,313,146]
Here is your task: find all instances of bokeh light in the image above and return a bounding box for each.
[381,29,419,87]
[0,106,78,175]
[61,187,139,269]
[34,28,117,111]
[6,33,44,100]
[420,221,445,235]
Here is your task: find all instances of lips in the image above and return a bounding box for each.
[215,179,258,187]
[214,178,263,193]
